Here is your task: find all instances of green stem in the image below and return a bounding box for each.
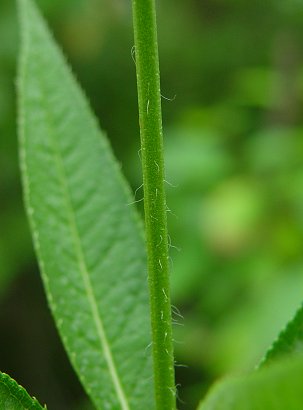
[131,1,176,409]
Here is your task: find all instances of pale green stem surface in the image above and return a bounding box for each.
[131,0,176,409]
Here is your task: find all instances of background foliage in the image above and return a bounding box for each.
[1,0,303,408]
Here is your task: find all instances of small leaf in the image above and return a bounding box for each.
[17,0,154,409]
[198,354,303,410]
[0,371,45,409]
[260,304,303,366]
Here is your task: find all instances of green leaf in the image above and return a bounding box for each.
[260,304,303,366]
[0,371,45,409]
[198,354,303,410]
[17,0,154,409]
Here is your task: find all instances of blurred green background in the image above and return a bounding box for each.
[2,0,303,408]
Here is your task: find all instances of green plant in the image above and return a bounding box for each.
[2,0,303,409]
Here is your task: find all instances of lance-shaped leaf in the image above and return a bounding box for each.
[17,0,154,408]
[0,371,45,409]
[198,354,303,410]
[259,304,303,367]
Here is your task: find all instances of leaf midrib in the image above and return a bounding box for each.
[50,137,129,410]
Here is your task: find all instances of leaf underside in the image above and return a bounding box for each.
[198,354,303,410]
[17,0,154,409]
[0,371,45,410]
[260,304,303,367]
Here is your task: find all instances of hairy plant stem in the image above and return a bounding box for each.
[131,1,176,409]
